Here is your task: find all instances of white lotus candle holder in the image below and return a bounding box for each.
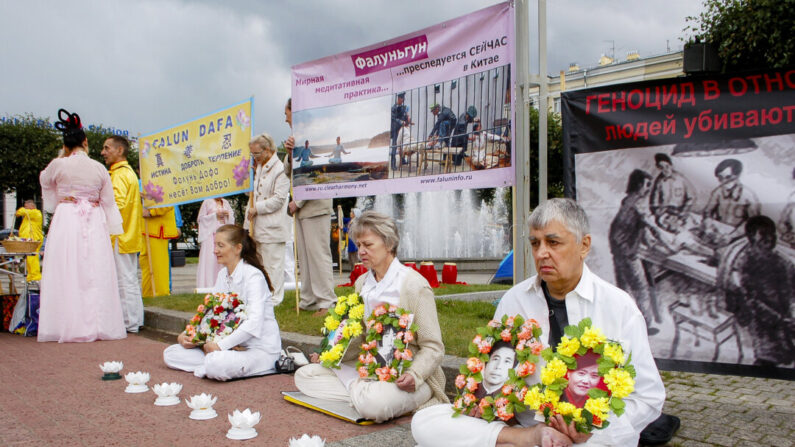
[185,393,218,420]
[288,434,326,447]
[152,382,182,406]
[226,409,261,440]
[99,361,123,381]
[124,371,150,393]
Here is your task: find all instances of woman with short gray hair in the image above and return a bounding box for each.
[294,210,448,422]
[350,210,400,256]
[527,197,590,243]
[244,132,290,305]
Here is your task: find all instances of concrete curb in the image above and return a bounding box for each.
[435,290,504,302]
[144,306,466,395]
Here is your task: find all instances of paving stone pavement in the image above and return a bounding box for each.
[0,332,415,447]
[3,263,792,446]
[661,371,795,447]
[2,329,792,447]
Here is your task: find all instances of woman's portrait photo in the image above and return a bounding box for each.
[375,326,398,366]
[562,351,604,408]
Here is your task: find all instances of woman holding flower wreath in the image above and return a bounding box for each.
[294,211,448,422]
[163,224,282,381]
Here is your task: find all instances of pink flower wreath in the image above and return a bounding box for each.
[452,314,544,423]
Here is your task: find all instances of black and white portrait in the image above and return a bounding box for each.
[475,341,517,399]
[577,135,795,369]
[375,326,398,367]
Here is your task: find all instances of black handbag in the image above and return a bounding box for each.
[275,353,297,374]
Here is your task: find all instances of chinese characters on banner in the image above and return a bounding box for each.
[139,98,253,208]
[291,2,515,200]
[562,68,795,371]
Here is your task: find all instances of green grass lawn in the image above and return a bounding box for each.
[143,284,510,358]
[186,257,198,264]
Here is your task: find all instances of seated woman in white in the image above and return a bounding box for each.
[293,211,447,422]
[163,224,282,381]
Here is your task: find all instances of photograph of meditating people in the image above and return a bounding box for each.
[561,351,605,408]
[375,325,398,366]
[474,341,517,399]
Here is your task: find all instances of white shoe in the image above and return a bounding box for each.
[285,346,309,366]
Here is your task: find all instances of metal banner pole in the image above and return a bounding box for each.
[513,0,533,283]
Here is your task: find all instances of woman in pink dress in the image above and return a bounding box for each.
[37,109,127,343]
[196,197,235,288]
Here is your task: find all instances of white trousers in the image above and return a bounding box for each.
[412,404,506,447]
[293,363,431,423]
[412,404,615,447]
[113,241,143,332]
[284,240,296,284]
[258,241,286,305]
[163,344,278,381]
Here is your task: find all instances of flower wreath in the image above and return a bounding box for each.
[523,318,636,433]
[356,304,417,382]
[318,293,365,369]
[185,292,247,345]
[452,314,543,423]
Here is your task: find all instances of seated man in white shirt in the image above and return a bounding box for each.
[412,198,665,447]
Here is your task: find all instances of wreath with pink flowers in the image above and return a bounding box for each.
[185,292,247,345]
[355,304,417,382]
[452,314,544,423]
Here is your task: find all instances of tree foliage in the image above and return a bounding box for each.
[0,115,61,203]
[528,107,564,206]
[0,114,138,212]
[683,0,795,71]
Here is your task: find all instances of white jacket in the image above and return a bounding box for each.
[245,155,290,243]
[214,260,281,355]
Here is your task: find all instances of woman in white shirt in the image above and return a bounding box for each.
[163,224,282,381]
[293,211,447,422]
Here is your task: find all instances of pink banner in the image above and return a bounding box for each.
[350,35,429,77]
[291,2,515,200]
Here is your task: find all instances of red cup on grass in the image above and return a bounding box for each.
[441,262,458,284]
[419,262,439,288]
[350,263,368,284]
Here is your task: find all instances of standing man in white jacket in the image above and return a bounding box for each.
[245,132,290,305]
[283,98,337,316]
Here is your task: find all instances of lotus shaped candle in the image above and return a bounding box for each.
[99,361,123,380]
[152,382,182,406]
[124,371,150,393]
[185,393,218,420]
[288,434,326,447]
[226,409,261,440]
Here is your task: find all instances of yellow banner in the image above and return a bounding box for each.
[139,98,253,208]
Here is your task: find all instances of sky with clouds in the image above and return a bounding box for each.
[0,0,704,145]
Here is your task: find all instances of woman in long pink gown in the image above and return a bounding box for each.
[37,109,126,343]
[196,197,235,289]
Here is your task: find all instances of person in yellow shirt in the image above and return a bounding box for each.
[140,205,178,297]
[102,136,145,332]
[15,200,43,282]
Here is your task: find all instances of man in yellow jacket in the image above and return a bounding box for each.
[15,200,43,282]
[140,205,178,297]
[102,136,145,332]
